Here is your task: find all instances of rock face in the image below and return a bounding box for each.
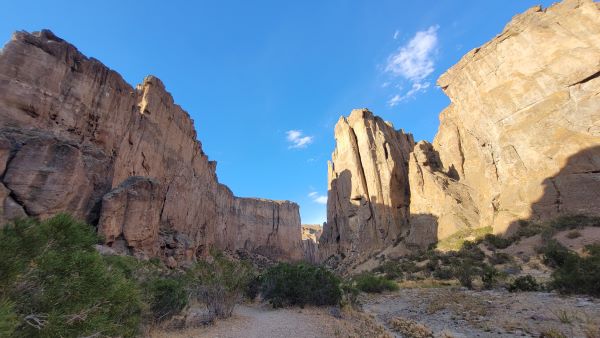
[321,0,600,267]
[319,109,415,266]
[301,224,322,263]
[0,30,302,263]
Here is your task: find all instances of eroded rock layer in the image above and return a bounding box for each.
[0,30,302,263]
[321,0,600,267]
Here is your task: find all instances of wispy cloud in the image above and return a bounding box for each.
[385,25,439,104]
[286,130,313,149]
[308,191,327,205]
[393,30,400,40]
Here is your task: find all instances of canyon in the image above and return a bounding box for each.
[320,0,600,270]
[1,0,599,272]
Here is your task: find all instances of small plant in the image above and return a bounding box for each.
[508,275,539,292]
[432,266,453,280]
[353,272,399,293]
[481,264,500,289]
[539,328,567,338]
[550,308,576,325]
[374,261,404,280]
[0,300,17,337]
[388,316,433,338]
[539,240,573,268]
[566,230,581,239]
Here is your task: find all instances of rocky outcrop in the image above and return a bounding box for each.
[319,109,415,266]
[321,0,600,267]
[0,30,302,263]
[301,224,322,263]
[429,0,600,235]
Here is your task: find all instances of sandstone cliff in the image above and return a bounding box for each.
[319,109,415,266]
[321,0,600,267]
[0,30,303,263]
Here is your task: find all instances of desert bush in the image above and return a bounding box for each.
[188,252,254,318]
[539,240,572,268]
[453,259,476,289]
[483,234,513,249]
[260,263,341,308]
[0,214,144,337]
[481,264,500,289]
[432,266,453,280]
[550,244,600,297]
[488,252,511,265]
[373,261,404,280]
[147,277,188,322]
[566,230,582,239]
[353,272,398,293]
[508,275,539,292]
[550,214,600,230]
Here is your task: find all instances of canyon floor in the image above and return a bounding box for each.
[150,287,600,338]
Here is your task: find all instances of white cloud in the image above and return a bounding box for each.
[393,30,400,40]
[387,82,431,106]
[308,191,327,205]
[387,94,401,107]
[384,25,439,104]
[386,25,438,82]
[286,130,313,149]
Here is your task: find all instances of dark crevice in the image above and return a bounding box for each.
[569,70,600,86]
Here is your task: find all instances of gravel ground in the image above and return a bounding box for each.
[151,303,390,338]
[362,287,600,338]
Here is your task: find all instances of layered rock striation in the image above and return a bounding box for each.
[321,0,600,267]
[0,30,302,263]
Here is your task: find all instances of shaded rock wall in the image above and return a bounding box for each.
[321,0,600,267]
[0,30,302,263]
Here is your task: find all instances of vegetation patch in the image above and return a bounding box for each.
[353,272,399,293]
[260,263,342,308]
[0,214,144,337]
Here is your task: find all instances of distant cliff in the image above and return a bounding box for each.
[0,30,303,264]
[320,0,600,270]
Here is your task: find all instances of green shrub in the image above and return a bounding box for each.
[566,230,582,239]
[260,263,341,308]
[453,259,476,289]
[489,252,512,265]
[539,240,572,268]
[0,215,144,337]
[550,214,600,230]
[0,300,17,337]
[483,234,513,249]
[433,266,453,280]
[481,264,500,289]
[374,261,404,280]
[147,277,188,322]
[508,275,539,292]
[551,244,600,297]
[188,252,254,318]
[353,272,398,293]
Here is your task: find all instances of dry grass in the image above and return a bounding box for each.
[387,316,433,338]
[397,278,457,289]
[424,289,488,323]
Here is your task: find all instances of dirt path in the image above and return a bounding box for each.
[151,303,390,338]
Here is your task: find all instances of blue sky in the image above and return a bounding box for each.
[1,1,555,225]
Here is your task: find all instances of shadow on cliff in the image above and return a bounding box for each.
[321,169,439,263]
[502,145,600,236]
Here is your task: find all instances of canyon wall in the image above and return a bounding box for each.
[321,0,600,267]
[319,109,415,267]
[0,30,302,264]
